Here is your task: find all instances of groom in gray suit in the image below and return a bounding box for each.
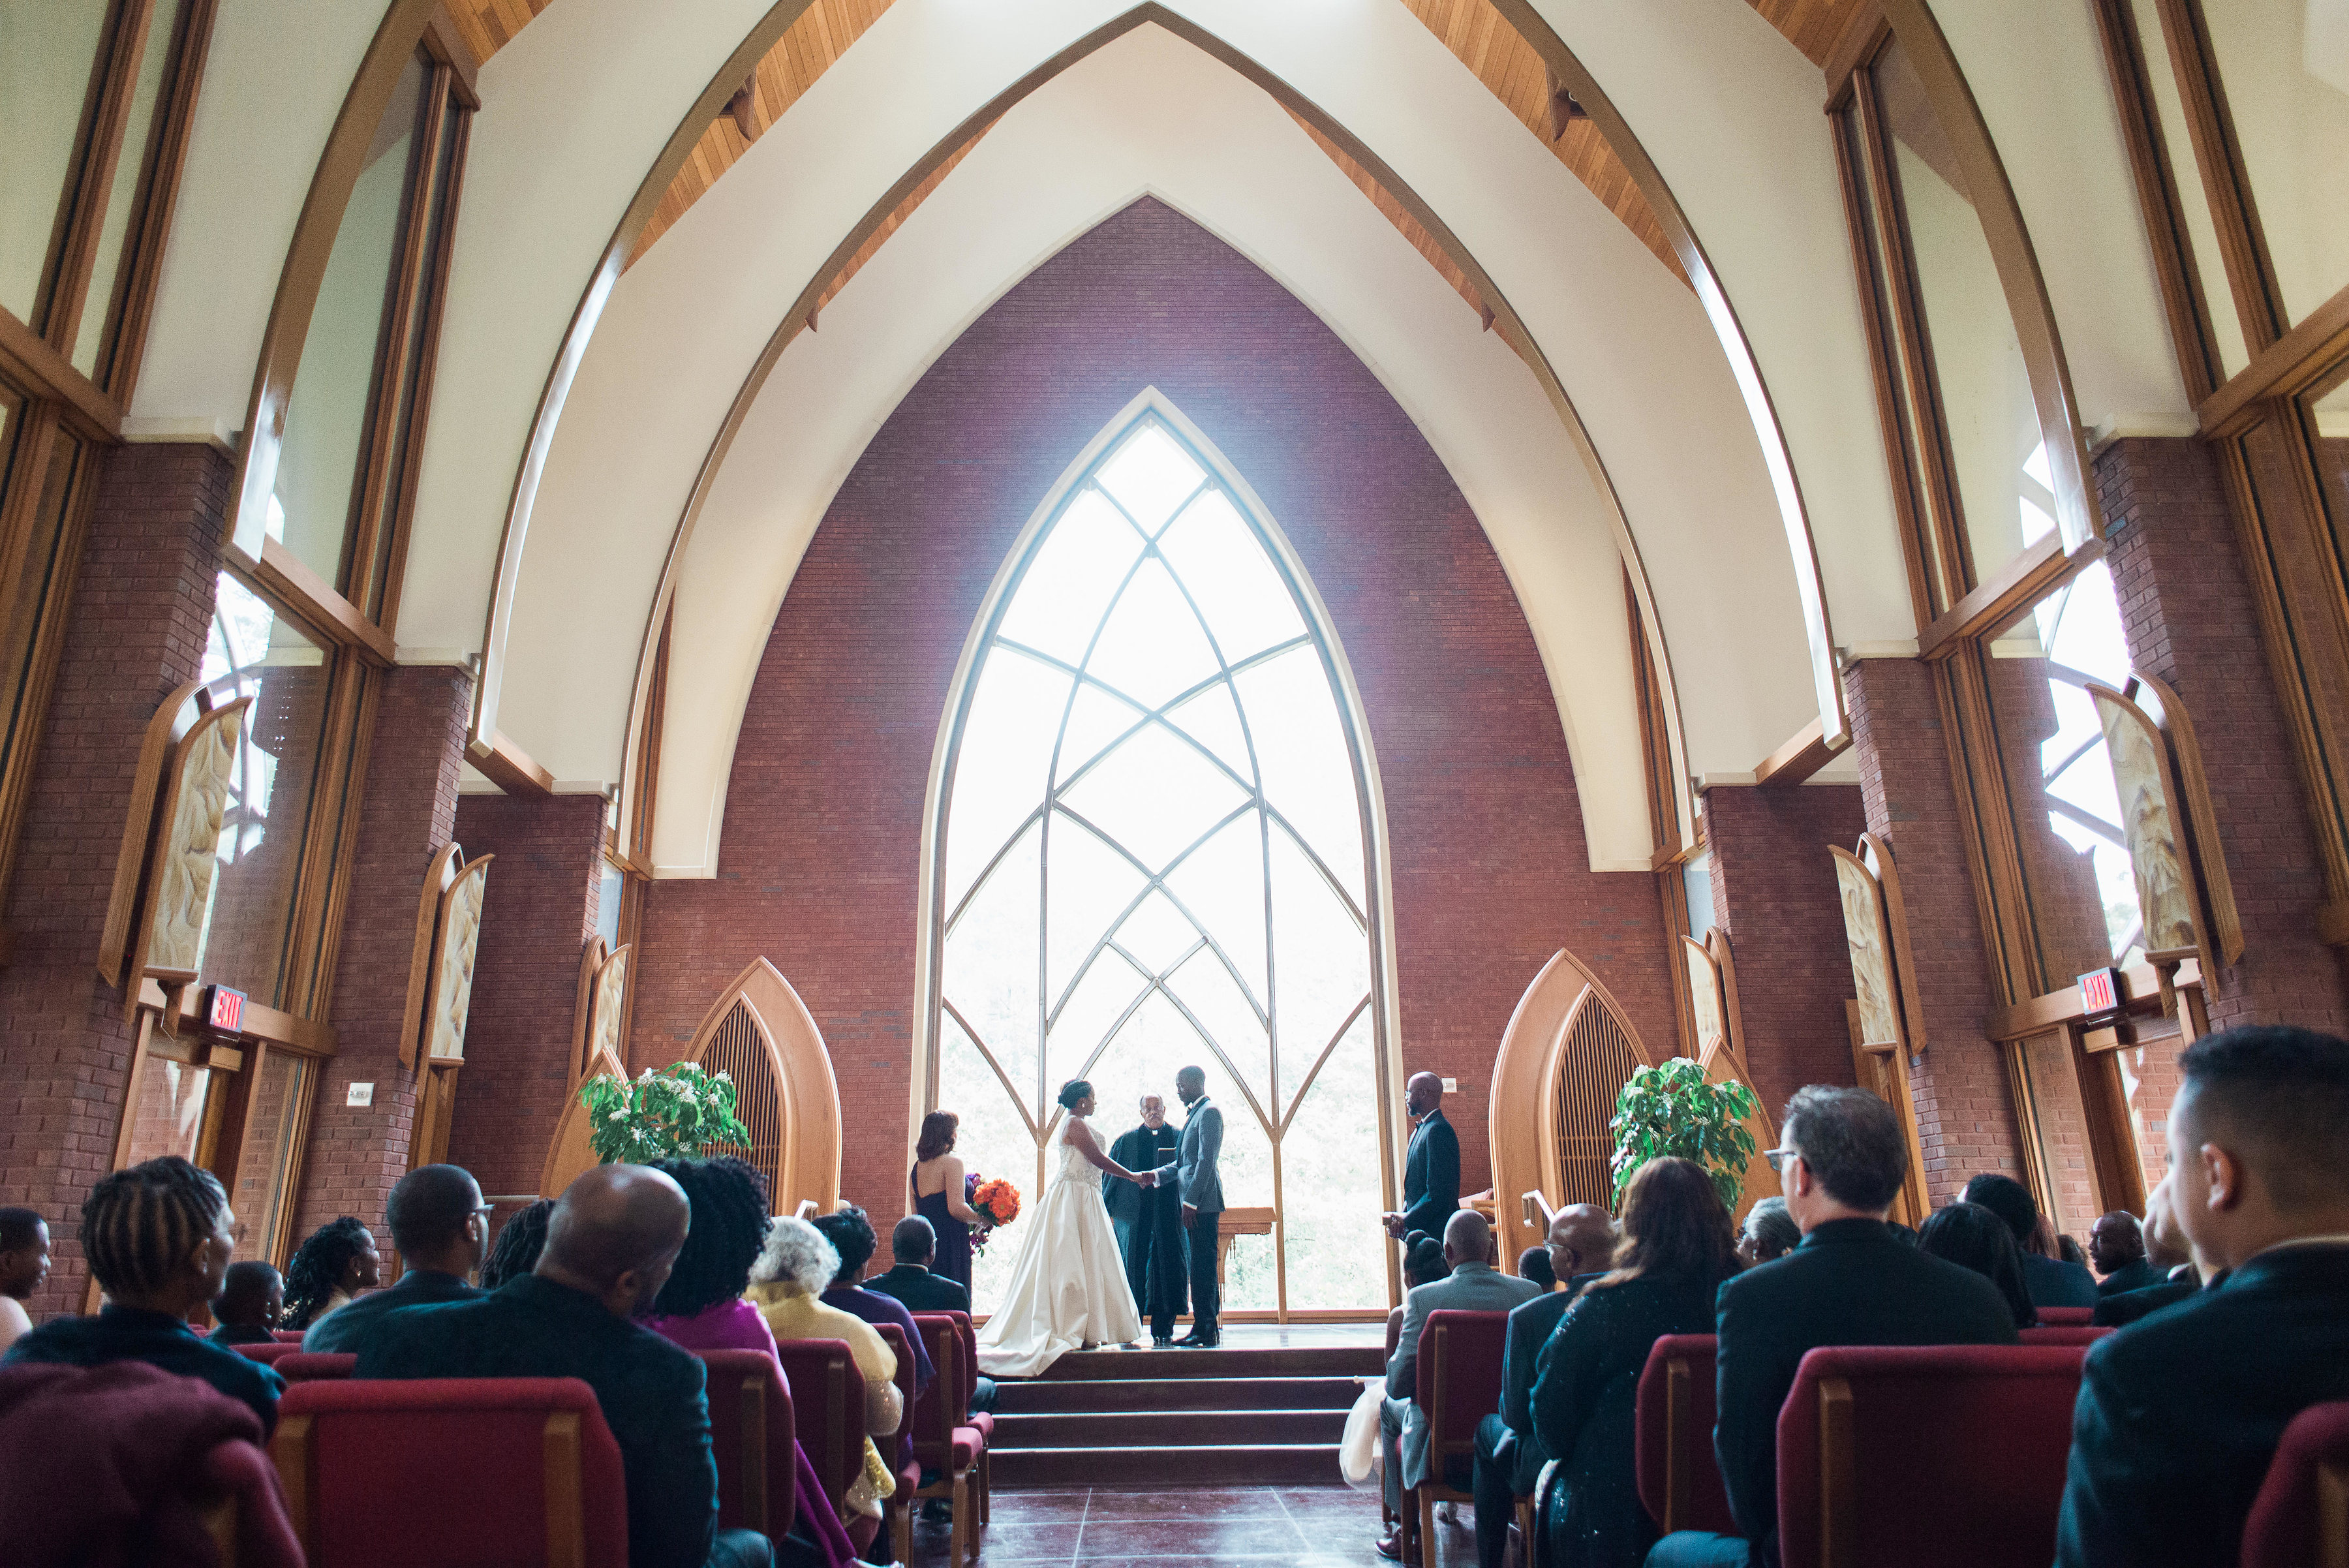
[1148,1065,1225,1347]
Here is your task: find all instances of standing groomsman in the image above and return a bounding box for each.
[1383,1073,1461,1244]
[1107,1095,1184,1345]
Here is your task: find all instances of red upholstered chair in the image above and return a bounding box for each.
[908,1315,981,1568]
[1776,1344,2087,1568]
[696,1349,799,1545]
[273,1352,356,1382]
[939,1310,990,1522]
[2241,1400,2349,1568]
[234,1341,305,1365]
[2018,1325,2111,1346]
[196,1437,305,1568]
[774,1338,867,1518]
[269,1377,627,1568]
[1636,1334,1736,1536]
[271,1330,305,1343]
[1405,1310,1511,1566]
[874,1321,921,1567]
[2036,1306,2095,1326]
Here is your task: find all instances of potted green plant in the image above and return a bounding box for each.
[1608,1057,1759,1210]
[578,1062,754,1164]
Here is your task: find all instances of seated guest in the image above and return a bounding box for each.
[480,1197,552,1289]
[1649,1087,2016,1568]
[639,1158,855,1568]
[4,1158,283,1434]
[1535,1163,1740,1568]
[1961,1173,2097,1309]
[1734,1197,1798,1267]
[2088,1209,2158,1296]
[280,1215,382,1332]
[0,1208,49,1351]
[749,1217,904,1555]
[1383,1236,1454,1360]
[2054,1231,2089,1269]
[1517,1246,1558,1292]
[2057,1025,2349,1568]
[206,1262,284,1345]
[1916,1201,2038,1329]
[1471,1205,1616,1568]
[303,1165,486,1352]
[866,1216,970,1314]
[356,1163,773,1568]
[2092,1184,2202,1327]
[1375,1209,1543,1561]
[812,1206,933,1404]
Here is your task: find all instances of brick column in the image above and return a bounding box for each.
[2097,436,2349,1033]
[1845,658,2027,1207]
[288,666,472,1241]
[442,792,606,1211]
[1700,781,1867,1120]
[0,443,226,1315]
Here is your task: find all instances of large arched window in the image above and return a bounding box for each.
[922,399,1394,1316]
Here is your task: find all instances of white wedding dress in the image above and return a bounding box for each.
[975,1116,1143,1376]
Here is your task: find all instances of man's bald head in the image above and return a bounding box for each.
[1406,1072,1444,1118]
[541,1165,690,1314]
[1548,1204,1617,1280]
[1441,1208,1494,1267]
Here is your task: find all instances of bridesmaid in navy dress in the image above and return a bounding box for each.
[911,1110,987,1295]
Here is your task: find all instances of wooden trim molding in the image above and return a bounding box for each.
[1984,959,2195,1041]
[1822,1,1890,104]
[0,307,125,444]
[2198,281,2349,440]
[1754,716,1850,788]
[466,728,555,796]
[1916,532,2086,662]
[245,536,397,666]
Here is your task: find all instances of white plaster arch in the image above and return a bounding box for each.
[499,21,1817,875]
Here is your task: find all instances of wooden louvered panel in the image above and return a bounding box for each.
[699,1001,787,1209]
[1551,985,1647,1210]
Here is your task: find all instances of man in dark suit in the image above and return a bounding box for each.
[867,1216,971,1313]
[2057,1026,2349,1568]
[303,1164,486,1353]
[1470,1205,1616,1568]
[2088,1210,2160,1296]
[1105,1094,1183,1345]
[1961,1172,2098,1308]
[1649,1086,2018,1568]
[1147,1066,1225,1347]
[356,1165,773,1568]
[1383,1072,1460,1247]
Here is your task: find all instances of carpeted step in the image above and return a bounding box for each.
[1026,1345,1382,1380]
[993,1442,1345,1488]
[993,1407,1348,1447]
[997,1374,1366,1412]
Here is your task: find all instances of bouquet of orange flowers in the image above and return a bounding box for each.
[970,1175,1021,1228]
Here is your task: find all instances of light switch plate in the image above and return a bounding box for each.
[1441,1077,1458,1093]
[346,1082,374,1107]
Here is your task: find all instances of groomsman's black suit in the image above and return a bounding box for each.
[2056,1242,2349,1568]
[1400,1107,1462,1242]
[1105,1120,1184,1339]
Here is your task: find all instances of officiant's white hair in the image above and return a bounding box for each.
[751,1215,840,1295]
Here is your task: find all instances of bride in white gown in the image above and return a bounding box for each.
[976,1080,1151,1376]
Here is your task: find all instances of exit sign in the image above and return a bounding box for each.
[206,985,245,1035]
[2077,968,2121,1015]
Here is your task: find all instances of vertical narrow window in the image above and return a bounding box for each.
[930,408,1390,1316]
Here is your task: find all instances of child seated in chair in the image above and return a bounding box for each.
[207,1262,284,1345]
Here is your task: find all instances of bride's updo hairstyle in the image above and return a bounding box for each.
[1058,1080,1094,1111]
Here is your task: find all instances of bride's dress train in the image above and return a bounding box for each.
[975,1118,1143,1376]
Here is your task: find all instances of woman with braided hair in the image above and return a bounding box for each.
[279,1215,382,1332]
[2,1156,283,1432]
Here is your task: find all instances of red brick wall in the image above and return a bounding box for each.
[1845,658,2026,1207]
[0,442,227,1315]
[629,197,1677,1225]
[441,792,605,1211]
[1700,782,1867,1122]
[288,666,472,1246]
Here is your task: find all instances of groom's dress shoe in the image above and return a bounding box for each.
[1173,1332,1217,1347]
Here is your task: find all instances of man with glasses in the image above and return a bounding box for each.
[303,1163,489,1353]
[1648,1087,2016,1568]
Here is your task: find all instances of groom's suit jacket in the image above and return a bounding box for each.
[1149,1096,1225,1212]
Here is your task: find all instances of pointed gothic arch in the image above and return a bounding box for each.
[912,389,1403,1316]
[684,959,842,1217]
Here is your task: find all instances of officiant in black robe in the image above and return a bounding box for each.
[1106,1095,1186,1345]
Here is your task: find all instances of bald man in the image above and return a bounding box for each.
[1382,1071,1460,1245]
[1469,1206,1617,1568]
[1376,1209,1544,1560]
[358,1165,775,1568]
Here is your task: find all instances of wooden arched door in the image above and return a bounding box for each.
[683,959,842,1217]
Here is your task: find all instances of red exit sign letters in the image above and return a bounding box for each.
[2076,968,2120,1015]
[206,985,245,1035]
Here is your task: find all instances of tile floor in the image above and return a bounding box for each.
[905,1486,1484,1565]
